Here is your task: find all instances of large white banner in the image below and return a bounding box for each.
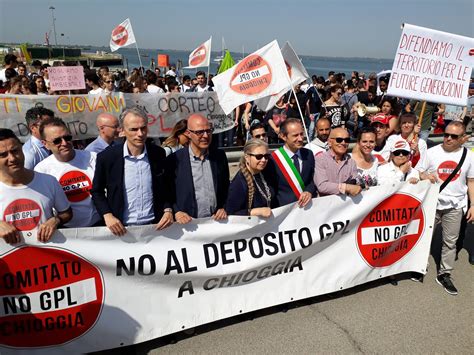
[0,182,438,354]
[0,93,234,142]
[185,37,212,69]
[254,41,310,112]
[387,23,474,106]
[212,40,290,114]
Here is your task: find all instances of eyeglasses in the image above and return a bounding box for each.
[392,150,410,156]
[102,124,119,129]
[254,133,267,139]
[331,137,350,143]
[105,80,114,84]
[188,128,213,137]
[335,92,343,96]
[45,134,73,145]
[247,153,271,160]
[444,133,461,140]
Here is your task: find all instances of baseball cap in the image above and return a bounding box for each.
[370,113,390,126]
[390,139,411,153]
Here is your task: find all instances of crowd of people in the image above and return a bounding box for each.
[0,53,473,297]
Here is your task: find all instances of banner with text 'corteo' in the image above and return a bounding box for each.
[212,40,290,114]
[110,18,137,52]
[0,92,234,142]
[185,37,212,69]
[0,182,438,354]
[387,23,474,106]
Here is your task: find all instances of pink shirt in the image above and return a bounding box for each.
[314,150,358,196]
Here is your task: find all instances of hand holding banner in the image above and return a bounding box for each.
[212,40,290,115]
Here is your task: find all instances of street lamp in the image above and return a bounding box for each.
[49,6,58,46]
[61,33,65,60]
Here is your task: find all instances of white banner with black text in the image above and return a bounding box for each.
[0,182,438,354]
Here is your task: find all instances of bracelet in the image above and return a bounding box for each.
[163,208,173,214]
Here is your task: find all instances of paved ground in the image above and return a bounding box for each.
[96,223,474,354]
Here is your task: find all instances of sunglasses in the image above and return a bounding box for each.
[247,153,271,160]
[444,133,461,140]
[46,134,73,145]
[392,150,410,156]
[188,128,213,137]
[331,137,350,143]
[105,80,114,84]
[254,133,267,139]
[336,92,343,96]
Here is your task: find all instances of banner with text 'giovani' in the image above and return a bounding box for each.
[0,92,233,142]
[387,23,474,106]
[0,182,438,354]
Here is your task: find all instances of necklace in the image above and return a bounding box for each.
[252,173,271,207]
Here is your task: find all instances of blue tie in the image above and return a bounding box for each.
[292,154,300,174]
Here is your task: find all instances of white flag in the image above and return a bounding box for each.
[185,37,212,68]
[110,18,137,52]
[212,40,289,115]
[254,41,309,112]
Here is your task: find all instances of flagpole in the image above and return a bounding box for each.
[207,36,212,86]
[135,42,145,75]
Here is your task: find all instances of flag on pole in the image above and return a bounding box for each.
[217,50,235,74]
[110,18,137,52]
[254,41,309,112]
[185,37,212,68]
[212,40,289,115]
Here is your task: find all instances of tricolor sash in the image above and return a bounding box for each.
[272,147,305,199]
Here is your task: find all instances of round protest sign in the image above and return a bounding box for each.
[59,171,93,203]
[356,193,425,267]
[437,161,460,182]
[189,44,207,67]
[3,199,42,231]
[111,26,129,47]
[0,246,104,348]
[230,54,272,95]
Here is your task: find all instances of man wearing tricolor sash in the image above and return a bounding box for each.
[264,118,316,207]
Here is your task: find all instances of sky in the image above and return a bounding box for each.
[0,0,472,59]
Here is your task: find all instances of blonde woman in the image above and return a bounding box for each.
[227,139,274,216]
[162,119,189,156]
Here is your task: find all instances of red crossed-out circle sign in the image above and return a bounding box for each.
[0,246,104,348]
[356,193,425,267]
[3,199,42,232]
[230,54,272,95]
[189,44,207,67]
[111,25,128,46]
[437,161,461,182]
[59,171,93,203]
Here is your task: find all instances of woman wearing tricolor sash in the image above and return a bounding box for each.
[227,139,274,217]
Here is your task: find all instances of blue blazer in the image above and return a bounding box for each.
[91,142,170,224]
[263,147,316,207]
[166,147,229,218]
[227,171,275,215]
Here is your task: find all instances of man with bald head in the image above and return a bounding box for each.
[166,114,229,224]
[91,107,173,235]
[85,113,121,153]
[314,127,361,197]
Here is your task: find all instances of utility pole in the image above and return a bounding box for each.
[49,6,58,46]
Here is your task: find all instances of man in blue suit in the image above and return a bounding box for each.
[264,118,316,208]
[166,114,229,224]
[91,107,173,236]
